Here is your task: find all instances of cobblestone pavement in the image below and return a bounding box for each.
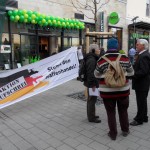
[0,79,150,150]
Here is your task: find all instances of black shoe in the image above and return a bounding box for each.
[143,118,148,123]
[108,132,116,140]
[122,131,130,137]
[95,116,99,119]
[130,120,143,126]
[89,118,101,123]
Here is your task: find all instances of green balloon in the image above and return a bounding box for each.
[35,17,39,22]
[33,11,37,15]
[19,15,24,22]
[31,20,36,24]
[38,16,42,21]
[27,11,32,16]
[44,22,48,26]
[50,16,54,20]
[18,10,23,15]
[22,9,27,14]
[53,20,56,24]
[15,15,20,21]
[10,15,15,21]
[42,19,46,24]
[62,22,66,28]
[13,10,18,16]
[24,14,28,19]
[31,14,36,19]
[45,16,49,21]
[24,19,28,23]
[38,21,42,26]
[48,20,52,25]
[28,17,32,22]
[8,11,13,16]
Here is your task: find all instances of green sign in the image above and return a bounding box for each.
[132,33,149,39]
[108,12,119,25]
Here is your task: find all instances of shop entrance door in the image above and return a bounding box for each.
[20,34,38,66]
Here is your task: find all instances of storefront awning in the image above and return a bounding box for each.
[128,21,150,30]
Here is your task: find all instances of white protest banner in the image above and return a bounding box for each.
[0,47,79,109]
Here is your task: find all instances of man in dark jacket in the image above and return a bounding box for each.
[130,39,150,126]
[84,44,101,123]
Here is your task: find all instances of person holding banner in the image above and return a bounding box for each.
[84,44,101,123]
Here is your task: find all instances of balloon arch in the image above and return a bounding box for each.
[8,9,85,30]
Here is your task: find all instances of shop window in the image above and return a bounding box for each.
[12,34,20,64]
[72,38,79,46]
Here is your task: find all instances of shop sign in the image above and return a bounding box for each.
[132,33,149,39]
[108,12,120,25]
[100,11,104,32]
[0,45,11,53]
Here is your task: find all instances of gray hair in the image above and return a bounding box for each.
[89,44,99,52]
[137,39,149,50]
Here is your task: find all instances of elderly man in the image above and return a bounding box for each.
[84,44,101,123]
[130,39,150,126]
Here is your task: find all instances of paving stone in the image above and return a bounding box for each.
[64,130,80,138]
[57,144,75,150]
[63,137,81,148]
[76,144,94,150]
[75,135,93,145]
[119,139,140,149]
[88,141,108,150]
[14,140,33,150]
[137,139,150,149]
[52,131,68,140]
[132,131,149,140]
[1,128,16,137]
[80,130,96,138]
[31,140,50,150]
[1,143,18,150]
[44,137,63,148]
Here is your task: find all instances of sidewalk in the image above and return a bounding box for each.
[0,79,150,150]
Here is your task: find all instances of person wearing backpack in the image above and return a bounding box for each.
[84,44,101,123]
[94,38,134,140]
[130,39,150,126]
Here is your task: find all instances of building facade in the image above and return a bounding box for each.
[127,0,150,50]
[0,0,128,70]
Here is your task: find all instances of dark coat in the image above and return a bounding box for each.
[132,50,150,91]
[84,52,99,88]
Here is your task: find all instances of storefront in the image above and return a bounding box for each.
[0,4,84,70]
[128,21,150,49]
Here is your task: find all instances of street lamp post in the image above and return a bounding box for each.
[131,16,139,48]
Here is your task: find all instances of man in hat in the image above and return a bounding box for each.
[94,38,134,140]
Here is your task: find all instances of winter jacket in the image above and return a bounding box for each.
[94,51,134,98]
[84,52,99,88]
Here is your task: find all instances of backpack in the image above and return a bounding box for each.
[79,59,87,82]
[102,54,126,88]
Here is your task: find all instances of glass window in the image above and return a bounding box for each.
[0,14,10,70]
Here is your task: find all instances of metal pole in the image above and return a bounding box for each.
[132,16,139,48]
